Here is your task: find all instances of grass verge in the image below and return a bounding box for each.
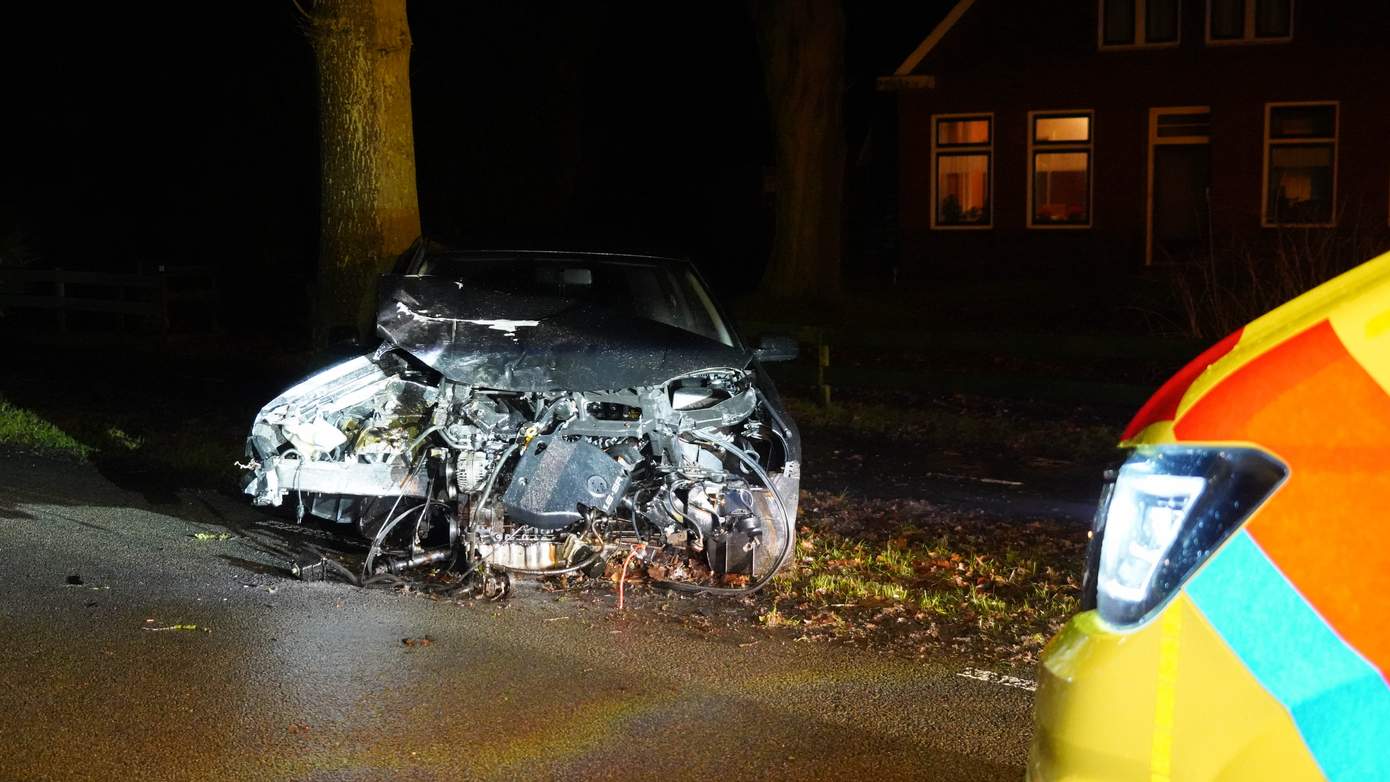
[0,396,91,458]
[763,490,1087,667]
[783,396,1120,470]
[0,393,242,487]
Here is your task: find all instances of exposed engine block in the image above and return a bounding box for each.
[242,349,798,591]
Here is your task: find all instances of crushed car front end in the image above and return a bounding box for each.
[243,249,800,594]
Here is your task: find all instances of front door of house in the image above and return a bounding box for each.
[1147,108,1212,264]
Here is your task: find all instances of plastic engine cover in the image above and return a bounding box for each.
[501,437,630,529]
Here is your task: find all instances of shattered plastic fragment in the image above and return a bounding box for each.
[461,319,540,334]
[283,415,349,457]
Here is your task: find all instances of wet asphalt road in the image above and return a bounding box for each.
[0,453,1032,781]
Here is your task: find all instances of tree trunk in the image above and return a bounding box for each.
[307,0,421,345]
[750,0,845,301]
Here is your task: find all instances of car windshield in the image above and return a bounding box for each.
[413,255,735,347]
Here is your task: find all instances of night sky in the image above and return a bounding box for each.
[1,2,950,319]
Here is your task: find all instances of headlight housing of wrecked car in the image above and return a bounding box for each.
[1082,446,1287,628]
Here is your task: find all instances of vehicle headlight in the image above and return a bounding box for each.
[1085,446,1287,627]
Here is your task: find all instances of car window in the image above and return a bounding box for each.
[413,256,734,347]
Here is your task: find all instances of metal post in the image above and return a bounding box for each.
[158,268,171,345]
[817,333,831,408]
[54,269,67,334]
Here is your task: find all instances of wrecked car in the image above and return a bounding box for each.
[243,245,800,595]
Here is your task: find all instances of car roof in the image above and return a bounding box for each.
[403,240,693,271]
[436,249,688,263]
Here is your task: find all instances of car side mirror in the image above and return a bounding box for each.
[753,335,799,363]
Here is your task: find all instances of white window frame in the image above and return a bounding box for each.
[1205,0,1294,45]
[1098,0,1183,50]
[930,112,994,230]
[1146,106,1212,265]
[1261,100,1337,228]
[1027,109,1095,230]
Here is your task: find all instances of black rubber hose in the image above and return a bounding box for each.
[300,545,363,586]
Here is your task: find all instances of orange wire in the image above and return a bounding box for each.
[617,543,645,611]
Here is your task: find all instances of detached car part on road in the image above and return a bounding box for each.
[243,246,801,594]
[1030,252,1390,781]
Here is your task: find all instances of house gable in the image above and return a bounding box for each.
[891,0,977,76]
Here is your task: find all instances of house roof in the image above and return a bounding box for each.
[891,0,977,76]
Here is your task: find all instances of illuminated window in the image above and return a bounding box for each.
[1263,103,1336,226]
[931,114,992,228]
[1207,0,1292,43]
[1100,0,1180,48]
[1029,111,1093,228]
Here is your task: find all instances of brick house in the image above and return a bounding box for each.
[880,0,1390,276]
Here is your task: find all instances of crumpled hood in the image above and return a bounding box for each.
[376,276,750,391]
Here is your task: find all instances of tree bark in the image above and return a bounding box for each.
[307,0,421,345]
[750,0,845,301]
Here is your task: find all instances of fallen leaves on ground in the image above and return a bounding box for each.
[401,636,435,648]
[762,490,1086,667]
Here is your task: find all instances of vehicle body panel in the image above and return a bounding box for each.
[1032,598,1324,781]
[1031,251,1390,780]
[376,265,750,392]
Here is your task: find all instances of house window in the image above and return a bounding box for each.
[1029,111,1093,228]
[1207,0,1293,43]
[1263,102,1336,226]
[931,114,992,228]
[1100,0,1180,48]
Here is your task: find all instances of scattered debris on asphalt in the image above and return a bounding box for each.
[263,488,1080,670]
[401,636,434,648]
[957,667,1038,691]
[189,531,236,541]
[142,622,211,633]
[63,574,109,591]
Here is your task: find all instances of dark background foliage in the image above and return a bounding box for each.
[1,2,949,311]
